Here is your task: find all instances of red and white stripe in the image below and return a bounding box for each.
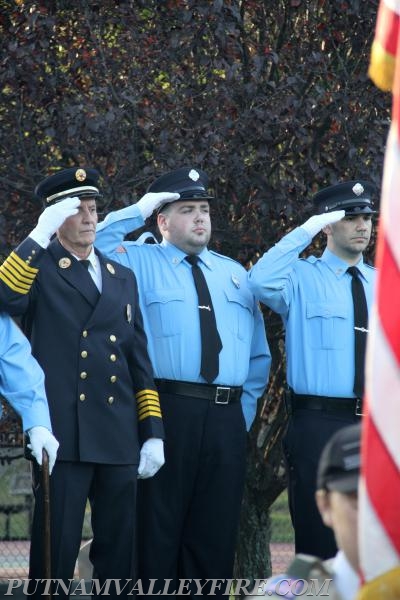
[360,0,400,587]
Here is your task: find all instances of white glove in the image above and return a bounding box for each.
[136,192,180,219]
[30,196,81,248]
[27,426,59,475]
[138,438,165,479]
[300,209,345,238]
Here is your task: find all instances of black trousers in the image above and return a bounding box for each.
[283,409,360,559]
[137,391,247,598]
[28,461,138,599]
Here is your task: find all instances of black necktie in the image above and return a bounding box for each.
[79,259,100,301]
[185,255,222,383]
[347,266,368,398]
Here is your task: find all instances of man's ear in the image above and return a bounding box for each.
[322,224,332,236]
[157,213,168,232]
[315,489,333,528]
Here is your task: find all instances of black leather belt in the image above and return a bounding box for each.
[289,391,363,417]
[155,379,242,404]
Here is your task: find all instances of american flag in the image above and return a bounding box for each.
[358,1,400,597]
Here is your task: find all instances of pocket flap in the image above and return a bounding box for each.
[224,288,253,311]
[145,288,185,306]
[306,302,347,319]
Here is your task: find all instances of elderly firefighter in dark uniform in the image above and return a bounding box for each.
[0,167,167,598]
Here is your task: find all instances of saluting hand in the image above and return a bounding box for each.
[136,192,180,219]
[300,209,345,238]
[29,196,81,248]
[138,438,165,479]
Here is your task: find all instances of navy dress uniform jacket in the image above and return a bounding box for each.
[0,237,164,464]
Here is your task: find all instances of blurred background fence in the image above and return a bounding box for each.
[0,447,93,580]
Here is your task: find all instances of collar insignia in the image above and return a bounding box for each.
[59,257,71,269]
[231,274,240,289]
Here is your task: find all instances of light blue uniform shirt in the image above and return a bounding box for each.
[248,227,376,397]
[0,313,52,431]
[96,206,271,430]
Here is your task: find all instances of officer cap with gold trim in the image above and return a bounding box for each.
[147,167,214,211]
[35,167,101,206]
[313,180,377,215]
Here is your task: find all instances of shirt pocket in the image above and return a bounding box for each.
[224,289,254,342]
[144,288,185,338]
[306,302,347,349]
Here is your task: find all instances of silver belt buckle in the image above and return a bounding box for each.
[355,398,364,416]
[215,386,231,404]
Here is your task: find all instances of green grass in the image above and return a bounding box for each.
[270,490,294,544]
[0,502,93,540]
[0,453,32,539]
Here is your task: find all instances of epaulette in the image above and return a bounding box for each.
[208,250,241,266]
[134,232,159,246]
[303,256,319,264]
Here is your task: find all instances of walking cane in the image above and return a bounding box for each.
[42,449,52,600]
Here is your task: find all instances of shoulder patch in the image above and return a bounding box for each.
[116,245,127,254]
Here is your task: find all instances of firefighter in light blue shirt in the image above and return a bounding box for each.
[0,312,58,472]
[96,167,271,596]
[248,181,377,560]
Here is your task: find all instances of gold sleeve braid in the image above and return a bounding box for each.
[136,389,162,421]
[0,252,38,294]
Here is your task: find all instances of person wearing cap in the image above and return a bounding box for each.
[0,312,59,471]
[0,167,171,597]
[95,166,271,595]
[252,423,362,599]
[248,181,376,559]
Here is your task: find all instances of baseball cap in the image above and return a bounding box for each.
[317,423,361,493]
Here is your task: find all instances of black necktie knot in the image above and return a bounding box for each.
[80,259,91,270]
[185,255,199,267]
[347,266,360,278]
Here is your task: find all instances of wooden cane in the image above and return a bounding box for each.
[42,449,52,600]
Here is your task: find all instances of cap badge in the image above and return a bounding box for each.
[106,263,115,275]
[59,257,71,269]
[352,183,364,196]
[75,168,87,182]
[231,274,240,289]
[189,169,200,182]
